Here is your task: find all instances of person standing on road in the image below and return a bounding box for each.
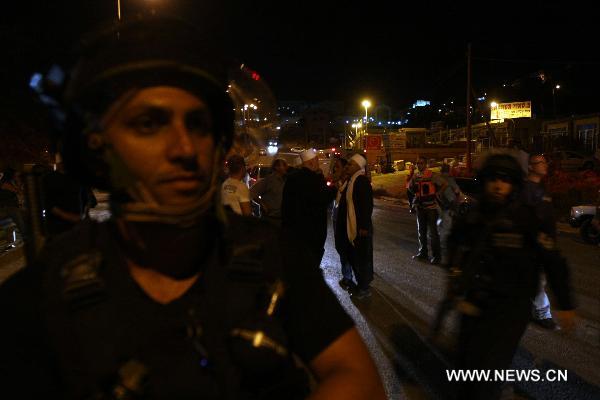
[336,154,374,299]
[0,17,386,400]
[411,156,441,265]
[522,153,560,330]
[433,163,460,264]
[221,154,252,216]
[446,153,575,400]
[331,157,354,291]
[281,148,337,266]
[406,162,416,213]
[249,158,288,225]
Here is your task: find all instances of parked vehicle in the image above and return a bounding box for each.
[0,217,17,251]
[277,152,302,168]
[547,151,598,172]
[247,165,272,187]
[570,203,600,244]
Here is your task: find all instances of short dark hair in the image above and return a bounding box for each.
[441,163,450,173]
[417,157,427,163]
[271,158,287,169]
[529,153,545,163]
[336,157,348,167]
[227,155,246,174]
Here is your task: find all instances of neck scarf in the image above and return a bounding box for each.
[346,169,365,245]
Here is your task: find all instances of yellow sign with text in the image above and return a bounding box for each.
[491,101,532,120]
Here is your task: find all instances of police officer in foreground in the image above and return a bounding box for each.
[445,153,575,399]
[0,17,385,400]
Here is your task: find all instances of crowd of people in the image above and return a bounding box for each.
[221,147,375,299]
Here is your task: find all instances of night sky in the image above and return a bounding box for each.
[2,1,600,113]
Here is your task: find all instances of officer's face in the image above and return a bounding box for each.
[102,86,216,206]
[485,177,513,203]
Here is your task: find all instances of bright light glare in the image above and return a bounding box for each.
[490,101,498,107]
[361,99,371,108]
[267,145,278,155]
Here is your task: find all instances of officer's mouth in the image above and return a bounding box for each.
[159,174,206,190]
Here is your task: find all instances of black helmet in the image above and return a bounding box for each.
[60,16,234,189]
[477,153,524,186]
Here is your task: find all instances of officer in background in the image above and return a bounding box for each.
[281,149,337,267]
[411,156,441,264]
[0,17,386,400]
[446,153,575,399]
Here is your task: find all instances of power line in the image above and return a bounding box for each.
[473,57,600,65]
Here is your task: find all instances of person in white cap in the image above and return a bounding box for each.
[335,154,374,299]
[281,148,337,266]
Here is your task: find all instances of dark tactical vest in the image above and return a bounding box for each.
[39,216,310,399]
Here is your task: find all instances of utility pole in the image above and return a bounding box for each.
[466,43,472,173]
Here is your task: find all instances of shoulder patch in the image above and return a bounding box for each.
[61,252,106,310]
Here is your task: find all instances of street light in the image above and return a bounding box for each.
[490,101,499,121]
[117,0,160,21]
[361,99,371,130]
[552,84,561,117]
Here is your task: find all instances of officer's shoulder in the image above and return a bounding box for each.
[31,219,108,281]
[0,221,101,305]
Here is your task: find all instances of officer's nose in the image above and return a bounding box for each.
[166,118,197,163]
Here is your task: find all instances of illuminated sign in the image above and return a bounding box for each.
[491,101,532,120]
[365,135,382,150]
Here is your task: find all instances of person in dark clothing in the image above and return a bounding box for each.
[521,153,559,330]
[41,157,91,238]
[0,17,386,400]
[446,153,575,400]
[331,157,355,290]
[336,154,374,299]
[281,149,337,266]
[250,158,288,225]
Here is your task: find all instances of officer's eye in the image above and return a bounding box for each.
[126,108,170,135]
[185,109,212,136]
